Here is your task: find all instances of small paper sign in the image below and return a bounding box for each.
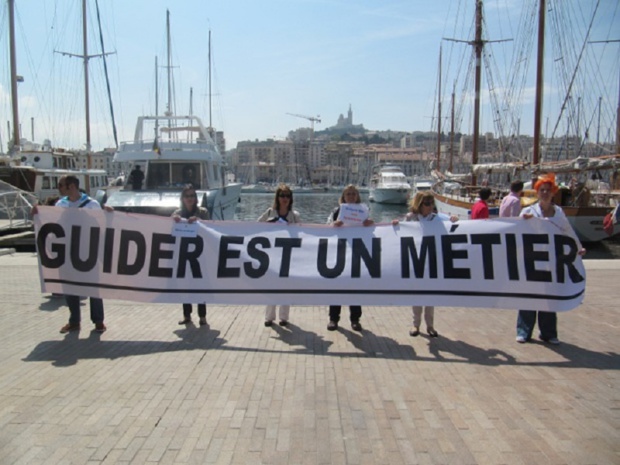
[337,203,369,225]
[171,222,199,237]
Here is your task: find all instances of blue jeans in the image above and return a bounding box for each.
[65,295,104,325]
[516,310,557,341]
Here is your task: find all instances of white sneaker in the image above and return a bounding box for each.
[516,335,527,343]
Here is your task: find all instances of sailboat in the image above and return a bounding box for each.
[0,0,109,202]
[431,0,620,242]
[103,11,242,219]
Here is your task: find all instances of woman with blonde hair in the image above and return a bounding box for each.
[258,184,301,327]
[326,184,374,331]
[393,191,458,337]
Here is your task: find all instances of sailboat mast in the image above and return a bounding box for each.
[450,87,455,173]
[208,30,212,129]
[436,45,442,172]
[154,56,159,133]
[471,0,483,186]
[532,0,546,170]
[8,0,20,151]
[166,10,172,117]
[82,0,91,153]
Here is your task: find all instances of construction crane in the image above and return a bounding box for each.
[286,113,321,133]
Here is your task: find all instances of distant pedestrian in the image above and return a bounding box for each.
[172,185,210,326]
[258,184,301,327]
[128,165,145,190]
[392,192,458,338]
[326,184,374,332]
[515,173,586,345]
[471,187,492,219]
[499,180,524,218]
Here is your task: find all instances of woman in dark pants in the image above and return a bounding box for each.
[516,173,586,344]
[326,184,374,332]
[172,185,210,326]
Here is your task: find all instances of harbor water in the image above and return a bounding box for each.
[234,192,408,224]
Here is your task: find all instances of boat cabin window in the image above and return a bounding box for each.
[177,163,202,189]
[144,162,205,189]
[42,176,51,190]
[146,163,171,189]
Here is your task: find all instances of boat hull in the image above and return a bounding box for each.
[369,187,410,205]
[434,191,619,242]
[103,184,242,220]
[563,206,620,242]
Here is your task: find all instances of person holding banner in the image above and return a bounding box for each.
[172,185,210,326]
[393,191,458,338]
[258,184,301,327]
[327,185,374,332]
[32,175,111,333]
[516,173,586,345]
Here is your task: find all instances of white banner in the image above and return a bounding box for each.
[34,207,586,311]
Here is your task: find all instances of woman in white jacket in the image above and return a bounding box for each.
[257,184,301,327]
[516,173,586,345]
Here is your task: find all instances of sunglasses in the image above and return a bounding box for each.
[422,201,434,206]
[278,194,291,198]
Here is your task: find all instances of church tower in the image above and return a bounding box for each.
[347,104,353,125]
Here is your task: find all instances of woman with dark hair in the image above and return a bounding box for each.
[326,184,374,332]
[257,184,301,327]
[516,173,586,345]
[172,185,210,326]
[393,191,458,338]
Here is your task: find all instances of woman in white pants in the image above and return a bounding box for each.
[257,184,301,327]
[393,191,457,337]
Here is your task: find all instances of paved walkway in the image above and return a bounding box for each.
[0,252,618,465]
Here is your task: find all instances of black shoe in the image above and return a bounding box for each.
[427,328,439,338]
[199,317,208,326]
[327,321,338,331]
[178,318,192,325]
[351,321,363,331]
[264,320,273,327]
[279,320,288,327]
[409,327,420,337]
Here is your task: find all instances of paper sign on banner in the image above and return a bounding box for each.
[337,203,369,225]
[171,222,199,237]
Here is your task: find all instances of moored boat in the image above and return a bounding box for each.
[368,164,411,204]
[102,115,242,219]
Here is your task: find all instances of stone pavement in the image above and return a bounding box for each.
[0,251,618,465]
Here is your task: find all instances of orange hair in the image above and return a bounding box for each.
[534,173,559,194]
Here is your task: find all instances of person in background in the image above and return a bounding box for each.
[32,175,111,333]
[257,184,301,327]
[128,164,144,191]
[393,191,458,338]
[327,184,374,332]
[499,180,524,218]
[471,187,492,219]
[172,185,210,326]
[516,173,586,345]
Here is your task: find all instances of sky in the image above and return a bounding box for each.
[1,0,619,153]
